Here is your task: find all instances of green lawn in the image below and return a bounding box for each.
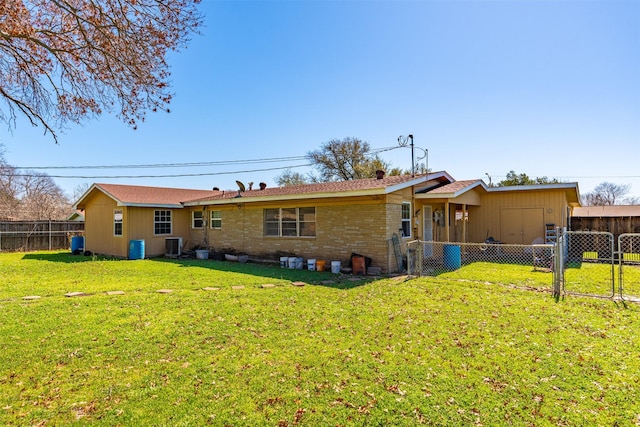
[1,251,639,426]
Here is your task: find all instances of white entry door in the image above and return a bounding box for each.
[423,206,433,257]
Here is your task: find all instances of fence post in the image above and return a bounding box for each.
[552,234,562,298]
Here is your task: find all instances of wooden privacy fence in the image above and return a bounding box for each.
[571,216,640,243]
[0,221,85,252]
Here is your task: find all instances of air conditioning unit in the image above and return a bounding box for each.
[165,237,183,257]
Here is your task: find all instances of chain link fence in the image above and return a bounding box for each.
[561,231,615,298]
[404,231,640,302]
[618,233,640,302]
[406,239,556,290]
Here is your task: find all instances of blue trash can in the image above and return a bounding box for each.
[70,236,84,253]
[129,240,145,260]
[443,244,461,270]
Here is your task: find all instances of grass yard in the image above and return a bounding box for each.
[1,251,639,426]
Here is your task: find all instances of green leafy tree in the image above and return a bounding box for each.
[496,170,559,187]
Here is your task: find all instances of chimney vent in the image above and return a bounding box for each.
[375,170,385,180]
[259,182,267,190]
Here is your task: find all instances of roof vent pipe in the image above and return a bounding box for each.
[375,170,385,180]
[259,182,267,190]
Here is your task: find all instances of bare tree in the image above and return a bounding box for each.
[275,169,310,187]
[17,171,71,220]
[582,182,637,206]
[0,0,202,142]
[72,182,91,202]
[307,137,396,182]
[0,146,71,219]
[0,146,19,219]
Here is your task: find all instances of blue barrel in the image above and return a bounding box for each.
[129,239,145,260]
[443,244,461,270]
[71,236,84,252]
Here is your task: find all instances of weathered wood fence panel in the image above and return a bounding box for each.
[0,221,85,252]
[571,216,640,243]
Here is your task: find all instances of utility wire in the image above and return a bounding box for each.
[13,156,309,170]
[10,146,401,171]
[3,164,314,179]
[1,146,403,179]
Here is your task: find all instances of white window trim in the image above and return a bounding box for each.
[154,210,172,236]
[192,211,204,229]
[264,207,316,238]
[210,210,222,229]
[401,201,412,239]
[114,209,123,237]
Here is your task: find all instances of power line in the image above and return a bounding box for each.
[9,146,401,171]
[13,156,309,170]
[0,146,403,180]
[2,163,313,179]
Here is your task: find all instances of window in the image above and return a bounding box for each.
[114,209,123,236]
[264,209,280,236]
[210,210,222,229]
[264,207,316,237]
[401,202,411,238]
[192,210,204,228]
[154,210,172,235]
[298,207,316,237]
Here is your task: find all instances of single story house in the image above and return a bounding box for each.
[74,171,581,272]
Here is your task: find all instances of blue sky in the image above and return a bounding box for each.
[1,0,639,201]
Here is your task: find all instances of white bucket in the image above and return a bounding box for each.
[295,257,304,269]
[307,259,316,271]
[331,260,341,274]
[288,257,297,269]
[280,256,289,268]
[195,249,209,260]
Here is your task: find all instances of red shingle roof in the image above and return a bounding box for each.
[426,180,482,195]
[77,173,440,208]
[186,174,431,204]
[92,183,220,207]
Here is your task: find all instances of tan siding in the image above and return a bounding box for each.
[83,189,191,258]
[470,189,569,243]
[83,192,127,257]
[125,207,191,257]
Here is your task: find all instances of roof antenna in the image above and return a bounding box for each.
[235,180,245,198]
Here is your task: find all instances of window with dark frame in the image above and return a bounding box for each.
[401,202,411,238]
[114,209,123,236]
[154,210,172,235]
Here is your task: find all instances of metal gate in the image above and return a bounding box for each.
[618,233,640,302]
[561,231,615,298]
[407,231,640,302]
